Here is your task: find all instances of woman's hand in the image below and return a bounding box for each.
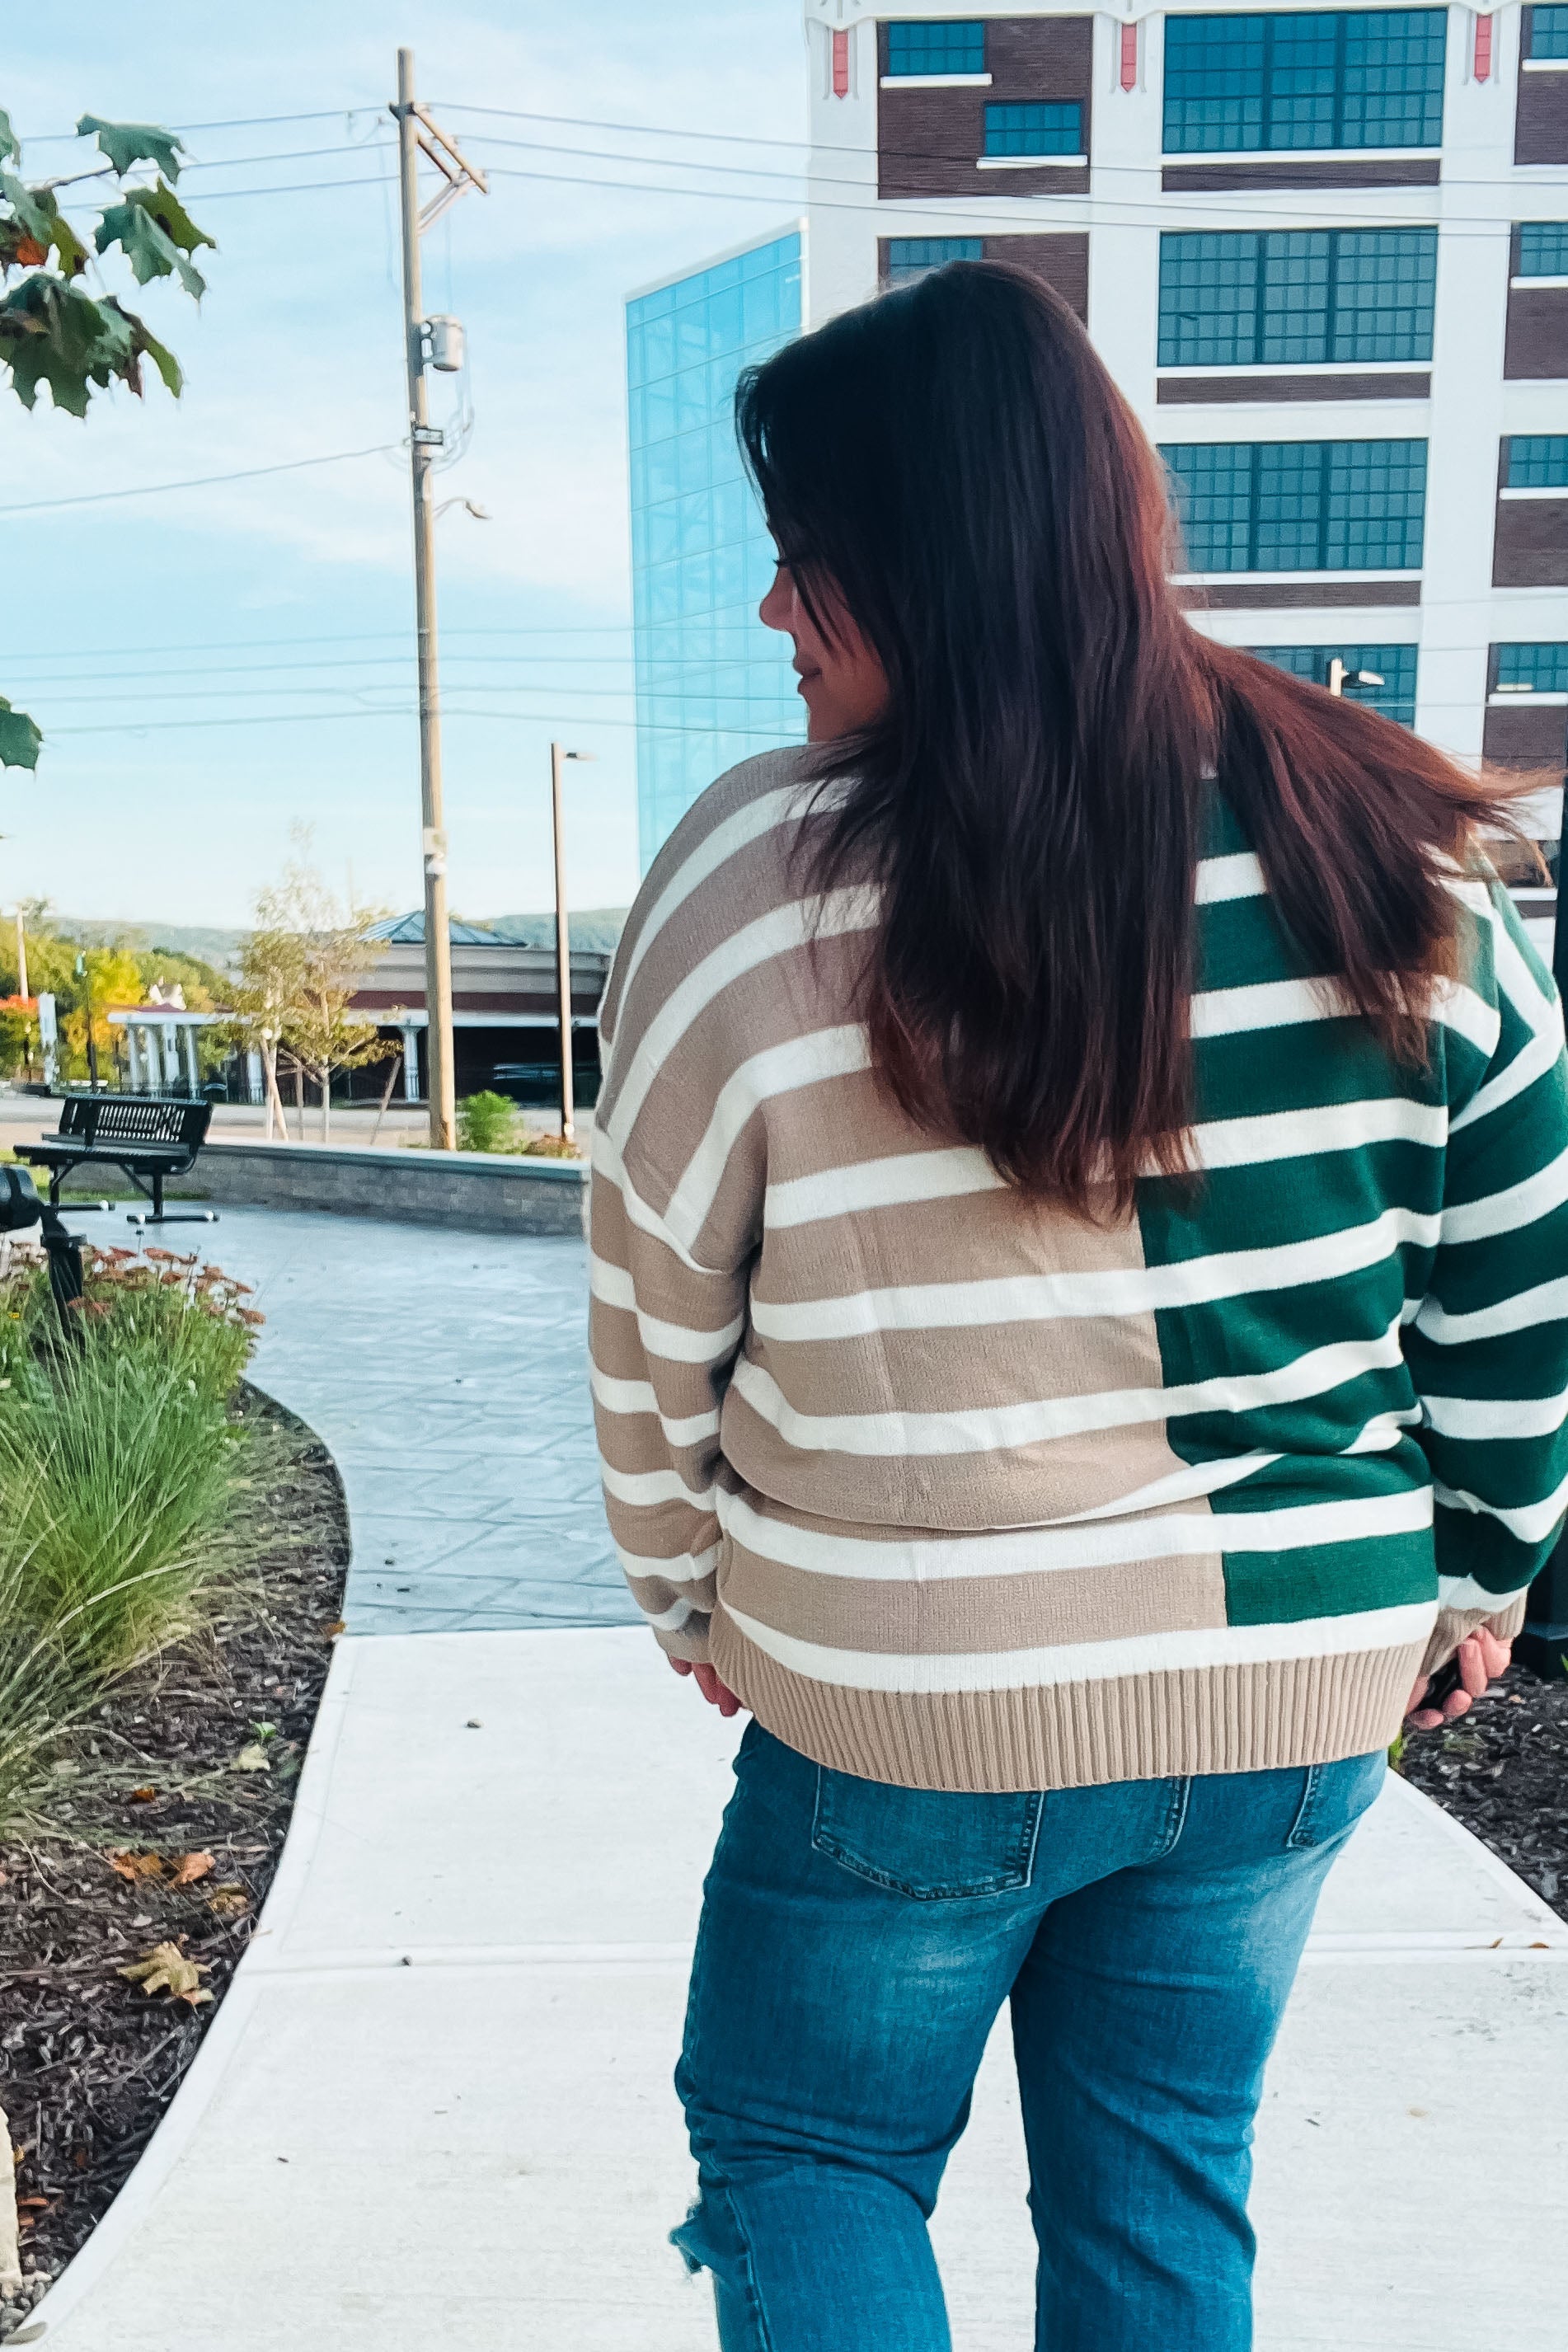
[669,1654,744,1719]
[1405,1627,1512,1731]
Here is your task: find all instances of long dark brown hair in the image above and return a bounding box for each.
[736,261,1525,1212]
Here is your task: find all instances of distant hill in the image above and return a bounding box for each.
[49,908,631,960]
[52,918,246,964]
[485,908,628,953]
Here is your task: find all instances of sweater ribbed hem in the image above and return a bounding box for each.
[711,1614,1425,1793]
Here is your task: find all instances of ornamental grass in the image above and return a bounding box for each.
[0,1245,264,1829]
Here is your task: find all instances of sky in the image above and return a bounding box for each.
[0,1,808,929]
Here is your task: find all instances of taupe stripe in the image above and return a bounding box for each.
[721,1380,1190,1527]
[745,1310,1167,1414]
[719,1538,1227,1655]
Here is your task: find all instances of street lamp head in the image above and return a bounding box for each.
[561,750,596,763]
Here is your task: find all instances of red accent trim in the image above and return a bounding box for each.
[832,28,850,98]
[1120,22,1138,92]
[1473,12,1492,80]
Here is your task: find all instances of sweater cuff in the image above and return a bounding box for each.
[655,1617,712,1667]
[1420,1591,1529,1678]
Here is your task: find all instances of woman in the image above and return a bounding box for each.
[589,264,1568,2351]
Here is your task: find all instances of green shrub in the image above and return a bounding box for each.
[0,1246,261,1756]
[457,1091,519,1153]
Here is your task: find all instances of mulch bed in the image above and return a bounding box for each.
[0,1392,348,2333]
[1399,1660,1568,1921]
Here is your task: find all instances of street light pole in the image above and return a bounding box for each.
[392,46,487,1151]
[549,744,595,1146]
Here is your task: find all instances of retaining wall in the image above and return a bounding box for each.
[188,1140,587,1237]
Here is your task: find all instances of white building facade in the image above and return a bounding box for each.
[800,1,1568,802]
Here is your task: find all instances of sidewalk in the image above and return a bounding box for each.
[19,1208,1568,2352]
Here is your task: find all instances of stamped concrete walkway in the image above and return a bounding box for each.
[18,1207,1568,2352]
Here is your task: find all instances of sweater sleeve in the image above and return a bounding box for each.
[587,901,760,1668]
[1403,879,1568,1670]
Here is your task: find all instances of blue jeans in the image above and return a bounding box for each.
[674,1722,1384,2351]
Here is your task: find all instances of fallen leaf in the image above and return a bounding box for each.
[232,1744,270,1773]
[118,1941,213,2006]
[208,1884,250,1918]
[324,1618,346,1638]
[168,1851,214,1887]
[129,1785,157,1803]
[106,1848,164,1881]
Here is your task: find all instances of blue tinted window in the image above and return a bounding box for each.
[1518,223,1568,276]
[885,237,984,284]
[984,102,1082,156]
[1158,228,1435,365]
[1248,642,1418,725]
[627,235,805,866]
[1163,11,1446,153]
[1528,7,1568,58]
[886,20,986,75]
[1161,439,1427,570]
[1495,642,1568,692]
[1506,435,1568,487]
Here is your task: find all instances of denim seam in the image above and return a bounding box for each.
[1287,1763,1324,1848]
[1154,1775,1192,1857]
[721,2185,777,2352]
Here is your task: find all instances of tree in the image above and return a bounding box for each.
[0,908,146,1082]
[1,104,214,771]
[220,849,396,1143]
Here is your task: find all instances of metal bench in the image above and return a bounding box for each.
[16,1095,217,1228]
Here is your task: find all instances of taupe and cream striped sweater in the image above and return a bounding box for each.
[589,746,1568,1791]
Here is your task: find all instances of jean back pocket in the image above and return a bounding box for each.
[811,1765,1043,1899]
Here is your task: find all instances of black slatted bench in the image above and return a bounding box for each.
[16,1095,215,1226]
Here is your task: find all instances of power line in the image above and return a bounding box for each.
[15,109,385,144]
[47,703,787,739]
[0,444,401,517]
[447,101,1561,201]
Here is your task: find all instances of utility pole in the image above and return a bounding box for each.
[12,904,31,1085]
[550,744,594,1145]
[392,47,488,1150]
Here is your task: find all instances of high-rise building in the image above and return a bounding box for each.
[626,230,807,866]
[628,6,1568,865]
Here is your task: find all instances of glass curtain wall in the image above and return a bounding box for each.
[627,232,805,868]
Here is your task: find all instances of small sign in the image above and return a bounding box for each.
[35,991,56,1047]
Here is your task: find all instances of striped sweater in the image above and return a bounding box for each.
[589,745,1568,1792]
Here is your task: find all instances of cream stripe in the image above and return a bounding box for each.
[589,1365,721,1451]
[1190,974,1495,1052]
[1433,1463,1568,1545]
[1344,1408,1422,1451]
[664,1025,871,1247]
[1440,1142,1568,1246]
[766,1144,1004,1229]
[610,782,810,1017]
[1450,914,1564,1136]
[599,1460,716,1512]
[1190,976,1347,1039]
[1031,1449,1279,1520]
[722,1598,1436,1694]
[1421,1387,1568,1439]
[749,1204,1437,1341]
[589,1130,713,1275]
[731,1317,1407,1456]
[717,1484,1430,1583]
[1184,1096,1447,1172]
[1415,1271,1568,1346]
[1195,850,1266,904]
[1436,1572,1531,1612]
[1450,1021,1564,1137]
[642,1594,698,1634]
[605,885,878,1152]
[612,1540,721,1587]
[589,1249,744,1364]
